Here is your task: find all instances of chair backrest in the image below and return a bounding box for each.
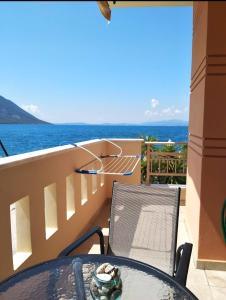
[108,182,180,276]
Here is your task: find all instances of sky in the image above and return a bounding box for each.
[0,2,192,124]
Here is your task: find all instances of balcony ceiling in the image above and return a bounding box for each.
[109,1,193,8]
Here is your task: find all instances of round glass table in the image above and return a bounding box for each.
[0,255,198,300]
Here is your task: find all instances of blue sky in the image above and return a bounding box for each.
[0,2,192,124]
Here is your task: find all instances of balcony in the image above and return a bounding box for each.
[0,138,141,279]
[0,138,225,299]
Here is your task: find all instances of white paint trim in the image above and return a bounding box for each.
[0,138,142,170]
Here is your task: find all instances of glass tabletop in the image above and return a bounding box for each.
[0,255,197,300]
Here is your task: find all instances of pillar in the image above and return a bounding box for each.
[186,1,226,269]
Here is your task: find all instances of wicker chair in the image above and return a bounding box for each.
[58,182,192,286]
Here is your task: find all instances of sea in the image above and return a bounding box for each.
[0,124,188,157]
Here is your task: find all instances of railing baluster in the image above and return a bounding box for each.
[144,141,187,179]
[150,145,152,184]
[146,143,150,185]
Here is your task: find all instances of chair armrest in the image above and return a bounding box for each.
[174,243,193,286]
[58,226,105,257]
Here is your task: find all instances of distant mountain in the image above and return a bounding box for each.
[57,122,88,125]
[0,95,49,124]
[100,120,188,126]
[57,120,188,126]
[141,120,188,126]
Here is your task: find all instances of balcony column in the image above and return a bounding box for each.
[186,1,226,269]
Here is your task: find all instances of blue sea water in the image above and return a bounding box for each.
[0,124,188,156]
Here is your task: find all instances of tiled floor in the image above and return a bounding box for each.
[74,200,226,300]
[178,207,226,300]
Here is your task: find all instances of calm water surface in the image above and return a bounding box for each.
[0,124,188,156]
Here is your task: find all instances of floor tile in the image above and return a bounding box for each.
[205,270,226,288]
[187,283,213,300]
[70,199,226,300]
[210,286,226,300]
[187,268,209,286]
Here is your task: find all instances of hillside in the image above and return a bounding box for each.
[141,120,188,126]
[0,95,49,124]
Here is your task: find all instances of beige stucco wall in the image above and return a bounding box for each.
[0,139,141,281]
[186,1,226,267]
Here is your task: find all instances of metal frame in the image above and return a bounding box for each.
[0,254,198,299]
[0,139,9,157]
[74,139,140,176]
[58,226,105,257]
[58,184,193,286]
[173,187,181,274]
[106,180,117,255]
[175,243,193,286]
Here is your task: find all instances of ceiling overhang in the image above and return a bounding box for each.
[109,1,193,8]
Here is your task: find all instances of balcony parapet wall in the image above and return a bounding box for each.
[0,139,142,281]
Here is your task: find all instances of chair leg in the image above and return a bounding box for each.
[174,243,193,286]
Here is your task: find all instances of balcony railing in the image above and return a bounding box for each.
[0,138,142,281]
[143,141,188,185]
